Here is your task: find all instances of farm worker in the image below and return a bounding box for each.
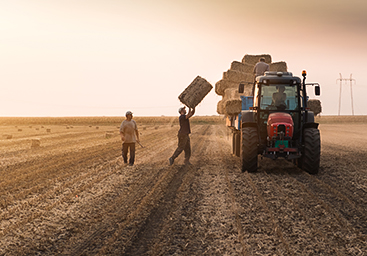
[253,57,270,79]
[119,110,140,166]
[169,106,195,166]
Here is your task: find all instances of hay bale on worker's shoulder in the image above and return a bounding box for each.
[224,99,242,116]
[242,54,272,65]
[178,76,213,108]
[217,100,225,115]
[230,61,254,74]
[223,70,252,84]
[215,79,240,96]
[308,99,322,116]
[270,62,287,72]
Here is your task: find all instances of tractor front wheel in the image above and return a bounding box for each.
[241,127,258,173]
[301,128,321,174]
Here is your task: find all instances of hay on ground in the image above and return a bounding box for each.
[308,99,322,116]
[270,62,287,72]
[242,54,272,65]
[178,76,213,108]
[31,139,41,148]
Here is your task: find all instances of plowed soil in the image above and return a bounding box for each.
[1,117,367,255]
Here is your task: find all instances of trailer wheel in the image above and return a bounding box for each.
[301,128,320,174]
[235,132,241,157]
[241,127,258,173]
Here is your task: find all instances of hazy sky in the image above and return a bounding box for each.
[1,0,367,116]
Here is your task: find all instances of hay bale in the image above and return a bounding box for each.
[3,134,12,139]
[230,61,254,74]
[223,70,252,83]
[105,131,114,138]
[242,54,272,65]
[308,99,322,116]
[217,100,225,115]
[270,61,287,72]
[96,127,99,129]
[224,99,242,116]
[18,129,22,132]
[178,76,213,108]
[31,139,41,148]
[46,129,51,133]
[215,80,240,96]
[224,88,240,100]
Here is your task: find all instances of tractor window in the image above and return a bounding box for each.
[260,84,298,111]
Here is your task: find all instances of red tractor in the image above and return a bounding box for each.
[238,71,321,174]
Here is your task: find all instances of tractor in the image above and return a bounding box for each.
[235,70,321,174]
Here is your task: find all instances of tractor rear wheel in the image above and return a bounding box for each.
[235,132,241,157]
[241,127,258,173]
[301,128,320,174]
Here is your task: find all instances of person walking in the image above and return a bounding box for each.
[169,106,195,166]
[253,57,270,79]
[119,111,140,166]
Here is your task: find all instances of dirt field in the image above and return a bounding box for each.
[1,116,367,255]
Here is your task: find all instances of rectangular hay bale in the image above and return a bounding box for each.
[270,61,288,72]
[224,99,242,116]
[242,54,272,65]
[230,61,254,74]
[215,79,240,96]
[178,76,213,108]
[223,70,252,83]
[217,99,225,115]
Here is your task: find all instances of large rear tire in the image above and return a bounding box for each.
[301,128,320,174]
[235,132,241,157]
[241,127,258,173]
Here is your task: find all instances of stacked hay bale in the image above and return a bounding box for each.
[216,54,288,116]
[308,99,322,116]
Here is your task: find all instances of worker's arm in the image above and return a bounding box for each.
[186,107,195,119]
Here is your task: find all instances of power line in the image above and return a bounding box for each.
[336,73,356,115]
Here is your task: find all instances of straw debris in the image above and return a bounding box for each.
[308,99,322,116]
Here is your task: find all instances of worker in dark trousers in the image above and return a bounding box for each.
[169,106,195,166]
[120,111,140,166]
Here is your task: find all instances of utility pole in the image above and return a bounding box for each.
[336,74,356,115]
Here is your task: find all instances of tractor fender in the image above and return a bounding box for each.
[303,122,319,129]
[242,122,257,129]
[241,110,255,122]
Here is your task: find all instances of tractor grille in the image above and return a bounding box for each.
[278,124,286,134]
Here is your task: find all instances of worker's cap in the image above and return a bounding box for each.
[125,111,133,116]
[178,107,186,113]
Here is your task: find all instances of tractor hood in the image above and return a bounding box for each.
[267,112,294,139]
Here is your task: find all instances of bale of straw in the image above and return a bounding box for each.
[230,61,254,74]
[224,99,242,116]
[217,100,225,115]
[31,139,41,148]
[223,70,252,83]
[270,61,287,72]
[224,88,240,100]
[242,54,272,65]
[105,131,114,138]
[308,99,322,116]
[18,129,22,132]
[46,129,51,133]
[96,127,99,129]
[178,76,213,108]
[215,79,240,96]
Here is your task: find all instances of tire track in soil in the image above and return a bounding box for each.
[104,125,211,255]
[61,125,209,256]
